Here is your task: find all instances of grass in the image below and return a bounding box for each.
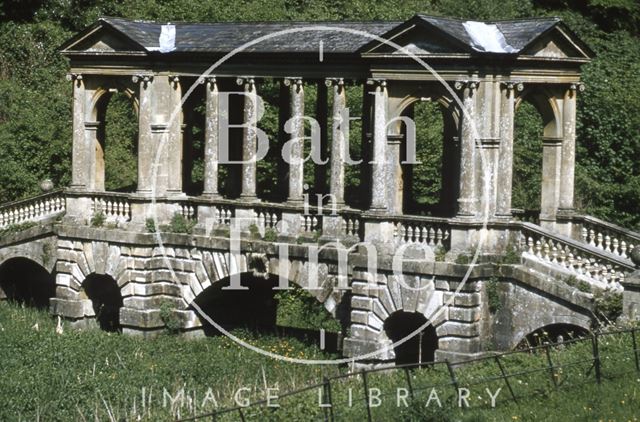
[1,301,640,421]
[0,302,341,421]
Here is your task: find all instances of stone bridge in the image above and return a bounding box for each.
[1,14,639,366]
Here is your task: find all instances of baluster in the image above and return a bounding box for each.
[612,238,619,256]
[427,227,434,246]
[621,241,628,258]
[435,228,443,247]
[588,229,596,247]
[551,245,558,263]
[596,232,603,249]
[604,235,611,253]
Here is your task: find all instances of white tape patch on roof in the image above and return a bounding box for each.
[158,24,176,53]
[462,21,517,53]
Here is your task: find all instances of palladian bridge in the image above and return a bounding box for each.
[1,14,639,365]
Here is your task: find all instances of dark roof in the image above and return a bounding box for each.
[60,14,593,58]
[416,15,560,53]
[101,17,400,53]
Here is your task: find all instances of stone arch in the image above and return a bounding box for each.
[80,272,123,332]
[515,86,562,139]
[388,91,461,216]
[515,322,590,349]
[512,317,591,349]
[0,256,55,309]
[0,238,56,274]
[513,86,564,216]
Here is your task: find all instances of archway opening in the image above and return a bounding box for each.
[0,258,55,309]
[384,311,438,365]
[401,99,458,217]
[96,90,138,192]
[517,323,589,349]
[512,100,544,212]
[82,273,123,332]
[192,274,343,352]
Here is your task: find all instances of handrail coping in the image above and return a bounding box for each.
[577,214,640,242]
[517,221,634,270]
[0,189,65,211]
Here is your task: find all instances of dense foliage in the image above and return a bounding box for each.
[0,0,638,227]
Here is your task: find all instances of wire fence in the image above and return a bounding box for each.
[176,326,640,422]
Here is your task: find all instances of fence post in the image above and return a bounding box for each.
[632,328,640,372]
[591,333,601,384]
[445,360,460,398]
[361,370,372,422]
[237,408,246,422]
[494,355,517,403]
[322,377,334,422]
[544,344,558,388]
[404,368,415,401]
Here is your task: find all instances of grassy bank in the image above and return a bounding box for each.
[1,301,639,421]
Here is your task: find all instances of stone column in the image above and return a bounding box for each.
[68,73,87,190]
[85,121,101,191]
[369,79,389,213]
[559,83,581,212]
[456,81,479,217]
[495,82,519,217]
[386,134,403,214]
[237,77,259,201]
[540,136,563,228]
[328,78,346,206]
[285,77,304,204]
[132,74,154,195]
[166,76,183,195]
[315,80,329,194]
[202,77,221,198]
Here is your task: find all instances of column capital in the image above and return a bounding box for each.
[198,75,217,87]
[168,75,180,87]
[569,82,585,96]
[283,77,303,87]
[236,77,256,89]
[366,78,387,88]
[132,74,154,86]
[325,77,345,87]
[66,73,83,82]
[500,81,524,92]
[454,80,479,91]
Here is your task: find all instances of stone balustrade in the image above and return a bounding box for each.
[178,202,197,221]
[255,207,281,230]
[91,194,131,222]
[392,216,451,250]
[516,221,634,287]
[0,190,66,228]
[340,211,363,239]
[574,215,639,259]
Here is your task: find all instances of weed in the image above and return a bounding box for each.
[486,276,502,313]
[159,301,181,334]
[0,221,37,237]
[565,275,591,293]
[263,227,278,242]
[145,218,156,233]
[90,211,105,227]
[162,213,196,234]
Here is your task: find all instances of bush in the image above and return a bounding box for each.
[162,212,196,234]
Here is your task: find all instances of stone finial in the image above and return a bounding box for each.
[366,78,387,88]
[630,247,640,269]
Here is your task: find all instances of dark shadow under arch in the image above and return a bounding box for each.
[191,273,343,352]
[82,273,123,332]
[516,323,590,349]
[0,258,55,310]
[384,311,438,365]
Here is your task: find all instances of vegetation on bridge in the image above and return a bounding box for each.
[0,0,639,227]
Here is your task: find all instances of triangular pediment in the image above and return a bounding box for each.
[59,21,147,55]
[520,25,592,59]
[361,19,471,56]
